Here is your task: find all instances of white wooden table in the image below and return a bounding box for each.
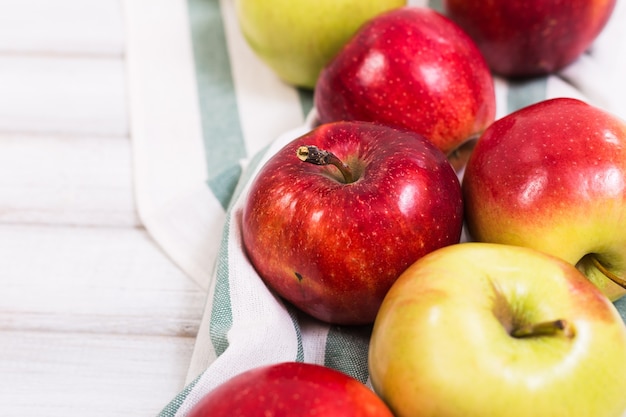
[0,1,205,415]
[2,1,625,416]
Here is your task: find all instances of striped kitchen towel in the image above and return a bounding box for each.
[124,0,626,415]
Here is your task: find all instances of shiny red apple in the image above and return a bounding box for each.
[242,121,463,325]
[444,0,617,77]
[187,362,395,417]
[314,6,495,156]
[463,98,626,301]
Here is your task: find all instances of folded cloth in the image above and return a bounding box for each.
[145,0,626,415]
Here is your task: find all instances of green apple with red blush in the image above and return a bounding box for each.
[443,0,617,77]
[314,6,496,157]
[463,98,626,300]
[242,121,463,325]
[369,242,626,417]
[187,362,394,417]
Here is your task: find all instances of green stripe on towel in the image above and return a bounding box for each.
[616,297,626,322]
[209,214,234,357]
[506,77,548,113]
[428,0,444,13]
[188,0,247,209]
[324,325,372,384]
[286,306,306,363]
[298,88,314,121]
[157,374,201,417]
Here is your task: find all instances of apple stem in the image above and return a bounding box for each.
[591,257,626,289]
[511,319,575,339]
[297,145,354,183]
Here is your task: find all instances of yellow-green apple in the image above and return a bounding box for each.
[314,6,496,156]
[443,0,616,77]
[463,98,626,301]
[242,121,463,325]
[234,0,406,89]
[187,362,394,417]
[369,242,626,417]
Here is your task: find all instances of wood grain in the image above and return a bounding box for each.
[0,224,204,334]
[0,0,205,415]
[0,0,124,56]
[0,55,128,136]
[0,331,194,416]
[0,133,137,227]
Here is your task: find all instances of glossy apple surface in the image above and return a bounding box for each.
[242,121,463,325]
[235,0,406,89]
[444,0,616,77]
[187,362,394,417]
[314,6,495,155]
[369,242,626,417]
[463,98,626,300]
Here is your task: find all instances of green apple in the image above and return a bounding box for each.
[369,242,626,417]
[234,0,406,89]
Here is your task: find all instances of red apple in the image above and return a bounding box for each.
[187,362,395,417]
[314,6,496,156]
[463,98,626,301]
[242,121,463,325]
[443,0,617,77]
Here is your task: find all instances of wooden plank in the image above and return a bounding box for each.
[0,2,205,415]
[0,55,128,136]
[0,224,204,415]
[0,133,138,227]
[0,224,205,337]
[0,0,124,56]
[0,330,194,416]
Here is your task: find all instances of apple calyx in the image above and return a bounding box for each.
[297,145,354,183]
[591,256,626,289]
[511,319,575,339]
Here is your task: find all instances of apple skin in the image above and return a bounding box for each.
[369,242,626,417]
[187,362,395,417]
[234,0,406,89]
[463,98,626,301]
[443,0,616,77]
[314,6,496,156]
[242,121,463,325]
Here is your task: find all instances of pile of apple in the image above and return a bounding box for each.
[189,2,626,416]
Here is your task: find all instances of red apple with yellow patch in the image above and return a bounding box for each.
[463,98,626,300]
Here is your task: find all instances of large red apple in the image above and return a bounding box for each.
[187,362,394,417]
[443,0,617,77]
[314,6,496,156]
[242,121,463,325]
[463,98,626,301]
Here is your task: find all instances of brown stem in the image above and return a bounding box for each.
[511,319,575,339]
[296,145,354,183]
[591,257,626,289]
